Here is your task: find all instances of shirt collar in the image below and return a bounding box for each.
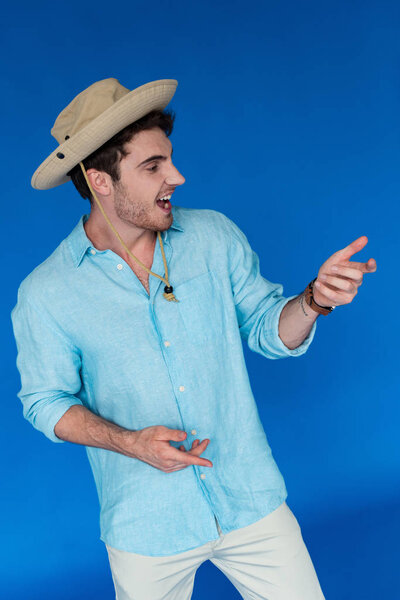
[67,207,184,268]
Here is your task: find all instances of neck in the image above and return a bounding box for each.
[83,207,157,261]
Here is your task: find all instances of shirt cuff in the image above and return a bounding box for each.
[28,395,84,443]
[264,294,317,358]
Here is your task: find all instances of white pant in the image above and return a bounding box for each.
[106,501,326,600]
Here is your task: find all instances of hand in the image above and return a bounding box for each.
[131,425,213,473]
[178,438,206,455]
[313,236,377,308]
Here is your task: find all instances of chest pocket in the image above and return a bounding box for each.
[175,270,225,344]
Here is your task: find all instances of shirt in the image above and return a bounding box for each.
[10,205,317,556]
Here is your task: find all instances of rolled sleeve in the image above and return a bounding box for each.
[224,215,317,360]
[10,291,83,443]
[262,294,317,358]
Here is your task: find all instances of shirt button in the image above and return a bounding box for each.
[191,429,197,435]
[200,473,206,480]
[117,264,123,270]
[90,249,96,255]
[179,386,185,392]
[164,341,171,347]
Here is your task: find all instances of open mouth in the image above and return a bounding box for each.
[156,194,172,213]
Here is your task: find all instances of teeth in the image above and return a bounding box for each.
[159,194,172,201]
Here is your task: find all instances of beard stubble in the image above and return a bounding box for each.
[113,181,173,232]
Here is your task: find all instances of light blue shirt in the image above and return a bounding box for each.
[11,205,317,556]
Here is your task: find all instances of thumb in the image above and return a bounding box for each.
[163,428,187,442]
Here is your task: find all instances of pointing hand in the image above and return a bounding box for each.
[312,236,377,308]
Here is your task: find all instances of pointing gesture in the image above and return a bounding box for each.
[312,236,377,308]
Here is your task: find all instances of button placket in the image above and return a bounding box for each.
[149,232,172,300]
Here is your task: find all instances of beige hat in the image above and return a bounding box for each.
[32,77,178,190]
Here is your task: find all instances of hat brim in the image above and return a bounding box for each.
[32,79,178,190]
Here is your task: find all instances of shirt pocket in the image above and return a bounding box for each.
[175,270,225,344]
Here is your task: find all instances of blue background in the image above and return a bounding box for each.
[2,0,399,598]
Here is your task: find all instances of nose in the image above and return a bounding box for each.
[165,162,185,187]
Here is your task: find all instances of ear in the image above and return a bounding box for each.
[86,169,113,197]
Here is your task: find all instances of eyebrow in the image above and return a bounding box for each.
[136,146,173,168]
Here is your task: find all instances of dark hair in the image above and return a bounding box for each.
[66,109,176,204]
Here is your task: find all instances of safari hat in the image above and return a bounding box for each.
[31,77,178,190]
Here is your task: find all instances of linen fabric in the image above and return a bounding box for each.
[105,501,326,600]
[10,205,317,556]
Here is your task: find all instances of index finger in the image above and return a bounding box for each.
[167,445,213,467]
[335,236,368,261]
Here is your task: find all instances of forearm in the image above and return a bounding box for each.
[278,291,319,350]
[54,404,138,458]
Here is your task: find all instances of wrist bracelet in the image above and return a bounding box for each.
[304,277,335,316]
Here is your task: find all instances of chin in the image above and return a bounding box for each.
[157,215,173,230]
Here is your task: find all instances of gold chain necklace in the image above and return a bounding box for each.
[79,162,178,302]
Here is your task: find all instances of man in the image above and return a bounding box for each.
[11,77,376,599]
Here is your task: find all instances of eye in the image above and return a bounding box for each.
[147,164,158,172]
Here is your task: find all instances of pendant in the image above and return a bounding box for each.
[163,285,179,302]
